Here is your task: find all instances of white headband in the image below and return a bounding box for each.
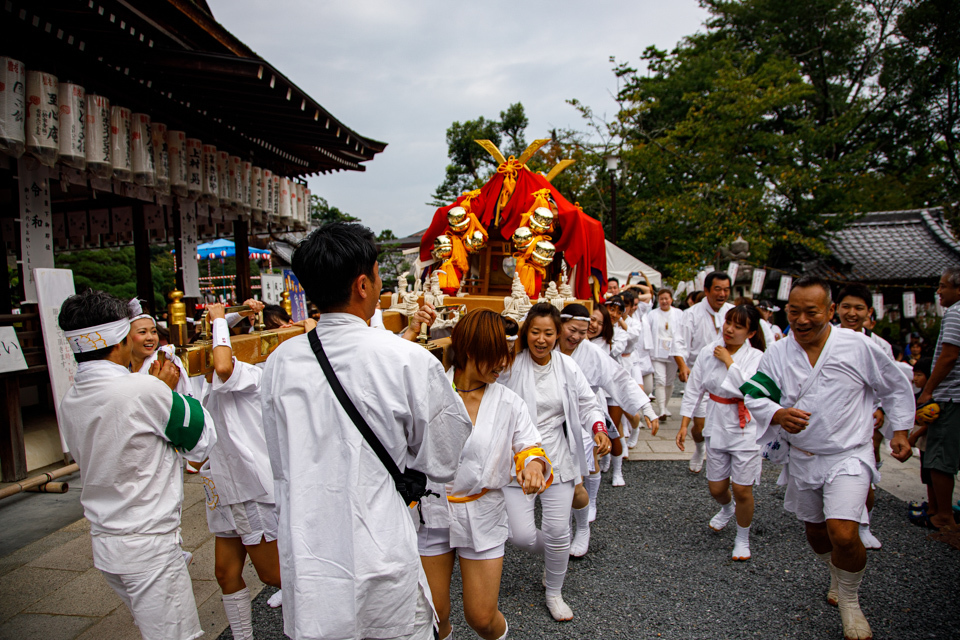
[128,298,155,325]
[560,313,589,321]
[64,318,131,354]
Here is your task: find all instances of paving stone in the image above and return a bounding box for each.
[0,531,84,578]
[180,500,216,551]
[26,532,94,572]
[75,605,139,640]
[24,567,123,617]
[0,566,83,623]
[0,613,94,640]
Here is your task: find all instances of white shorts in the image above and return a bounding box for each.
[705,443,761,486]
[783,460,871,524]
[201,463,278,545]
[417,526,505,561]
[101,546,202,640]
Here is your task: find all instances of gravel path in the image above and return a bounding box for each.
[224,460,959,639]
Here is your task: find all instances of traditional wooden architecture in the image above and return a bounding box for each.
[0,0,385,480]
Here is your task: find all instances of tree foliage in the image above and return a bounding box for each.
[376,229,410,291]
[310,194,359,225]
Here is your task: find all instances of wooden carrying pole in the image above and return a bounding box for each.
[0,463,79,500]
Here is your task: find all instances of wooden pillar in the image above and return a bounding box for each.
[172,201,185,292]
[0,257,11,315]
[234,218,251,303]
[0,376,26,481]
[132,203,154,316]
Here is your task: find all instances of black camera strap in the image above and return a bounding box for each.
[308,329,409,498]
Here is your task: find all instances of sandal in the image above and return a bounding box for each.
[908,511,936,530]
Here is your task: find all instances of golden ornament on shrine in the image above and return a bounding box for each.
[447,206,469,232]
[464,229,486,253]
[529,207,554,234]
[512,226,535,251]
[432,235,454,260]
[530,239,556,267]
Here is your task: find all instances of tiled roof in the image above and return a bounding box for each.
[809,208,960,283]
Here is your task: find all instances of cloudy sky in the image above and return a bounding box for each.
[208,1,710,236]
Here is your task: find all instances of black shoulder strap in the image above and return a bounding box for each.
[308,329,405,486]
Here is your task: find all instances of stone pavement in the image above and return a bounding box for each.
[1,398,954,640]
[0,472,263,640]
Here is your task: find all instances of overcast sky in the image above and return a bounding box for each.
[208,1,710,236]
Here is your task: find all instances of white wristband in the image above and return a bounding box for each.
[212,318,231,349]
[225,312,244,328]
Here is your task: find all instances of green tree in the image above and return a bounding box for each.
[310,194,358,225]
[429,103,532,207]
[376,229,411,292]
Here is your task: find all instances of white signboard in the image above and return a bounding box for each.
[726,262,739,285]
[903,291,917,318]
[777,275,793,301]
[35,268,78,454]
[872,293,884,320]
[751,269,766,295]
[18,160,55,303]
[260,273,284,305]
[0,327,28,373]
[179,200,201,297]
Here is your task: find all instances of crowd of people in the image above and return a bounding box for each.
[54,220,959,640]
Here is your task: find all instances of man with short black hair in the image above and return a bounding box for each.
[606,276,620,298]
[673,272,734,472]
[58,289,217,640]
[742,276,913,640]
[261,222,473,640]
[917,266,960,530]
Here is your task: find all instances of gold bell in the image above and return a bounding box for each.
[432,235,454,260]
[465,229,486,252]
[447,206,469,232]
[512,226,535,251]
[529,207,555,234]
[530,239,556,267]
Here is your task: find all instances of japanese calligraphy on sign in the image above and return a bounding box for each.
[17,159,54,302]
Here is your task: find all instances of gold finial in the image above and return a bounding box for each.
[282,290,292,318]
[168,289,188,346]
[517,139,551,166]
[545,159,576,183]
[474,140,506,165]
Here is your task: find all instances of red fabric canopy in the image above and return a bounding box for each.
[419,166,607,299]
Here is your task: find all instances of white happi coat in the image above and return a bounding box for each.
[569,338,650,417]
[591,333,627,359]
[673,299,734,365]
[680,339,764,451]
[59,361,217,573]
[261,314,472,640]
[647,306,685,362]
[862,328,894,359]
[420,376,544,552]
[498,350,605,480]
[138,344,203,399]
[742,328,914,488]
[201,358,274,506]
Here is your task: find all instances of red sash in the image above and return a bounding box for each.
[708,393,751,429]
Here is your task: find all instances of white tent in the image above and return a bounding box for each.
[605,240,662,288]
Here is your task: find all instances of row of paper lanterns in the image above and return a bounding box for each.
[0,57,310,228]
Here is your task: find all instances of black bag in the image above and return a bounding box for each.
[308,329,436,509]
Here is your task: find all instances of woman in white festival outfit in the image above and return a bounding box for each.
[498,303,610,622]
[676,304,766,560]
[418,309,549,640]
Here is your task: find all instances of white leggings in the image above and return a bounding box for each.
[653,359,678,416]
[503,479,576,597]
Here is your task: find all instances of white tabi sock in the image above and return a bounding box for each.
[584,473,601,522]
[599,453,611,472]
[569,506,590,557]
[732,524,751,560]
[836,565,872,640]
[267,588,283,608]
[858,523,881,550]
[695,440,706,459]
[817,551,839,606]
[222,587,253,640]
[709,501,735,531]
[611,452,625,487]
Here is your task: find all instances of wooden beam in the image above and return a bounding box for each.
[0,376,27,482]
[234,218,251,303]
[132,203,154,316]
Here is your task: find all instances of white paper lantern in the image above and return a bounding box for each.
[0,57,26,158]
[84,94,111,178]
[185,137,203,198]
[151,122,169,195]
[110,105,132,181]
[304,187,311,227]
[216,150,231,207]
[25,70,59,167]
[230,155,243,210]
[132,113,155,186]
[279,177,292,223]
[201,143,219,206]
[251,166,263,212]
[241,161,252,215]
[295,182,305,228]
[56,82,85,169]
[272,174,281,219]
[262,169,273,218]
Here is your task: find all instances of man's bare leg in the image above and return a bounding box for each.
[807,520,871,639]
[929,470,957,529]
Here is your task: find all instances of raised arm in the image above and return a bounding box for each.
[207,303,234,383]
